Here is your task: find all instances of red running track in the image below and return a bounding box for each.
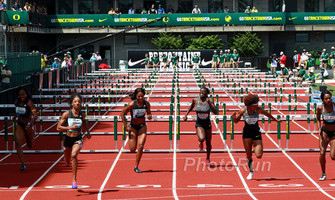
[1,70,335,199]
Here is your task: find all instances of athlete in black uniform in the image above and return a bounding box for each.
[184,87,217,166]
[57,94,91,189]
[121,88,152,173]
[11,87,38,171]
[232,94,280,180]
[317,90,335,181]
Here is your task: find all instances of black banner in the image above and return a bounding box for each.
[127,50,218,69]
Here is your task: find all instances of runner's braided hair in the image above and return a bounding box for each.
[130,88,145,100]
[243,93,259,106]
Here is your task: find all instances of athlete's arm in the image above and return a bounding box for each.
[121,101,134,132]
[57,111,76,132]
[208,98,217,115]
[184,98,196,121]
[146,101,152,120]
[316,105,322,135]
[232,108,245,123]
[258,107,280,122]
[27,100,38,126]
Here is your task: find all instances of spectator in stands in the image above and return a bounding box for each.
[141,7,148,14]
[251,6,258,13]
[96,51,102,61]
[88,8,94,14]
[148,4,157,14]
[224,6,229,13]
[320,48,330,70]
[128,7,134,14]
[217,7,223,13]
[279,51,286,67]
[23,2,31,12]
[108,8,115,15]
[0,0,7,11]
[300,49,308,65]
[74,54,84,66]
[331,47,335,79]
[167,5,174,14]
[270,53,278,75]
[293,50,300,69]
[302,70,316,86]
[90,53,97,62]
[157,5,165,14]
[41,54,47,71]
[66,51,73,64]
[245,6,251,14]
[1,64,11,91]
[202,8,208,13]
[0,56,6,65]
[52,58,59,69]
[209,5,216,13]
[192,5,201,14]
[31,2,36,13]
[307,53,315,72]
[114,8,121,16]
[12,1,23,12]
[62,56,68,68]
[96,9,101,14]
[135,6,142,14]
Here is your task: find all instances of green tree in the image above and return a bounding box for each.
[186,35,223,50]
[229,32,264,57]
[151,33,185,49]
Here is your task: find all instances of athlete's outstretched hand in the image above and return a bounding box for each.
[183,115,188,121]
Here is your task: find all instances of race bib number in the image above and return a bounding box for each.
[245,117,258,125]
[16,107,26,115]
[133,108,146,118]
[68,118,82,127]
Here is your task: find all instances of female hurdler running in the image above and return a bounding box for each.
[121,88,152,173]
[317,90,335,181]
[232,94,281,180]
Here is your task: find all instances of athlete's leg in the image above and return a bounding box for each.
[25,126,34,149]
[134,125,147,170]
[205,129,212,160]
[253,140,263,159]
[15,125,26,168]
[128,129,138,153]
[196,127,205,142]
[329,136,335,160]
[64,147,72,166]
[319,132,330,174]
[71,141,82,182]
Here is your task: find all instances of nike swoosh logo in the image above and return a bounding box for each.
[289,17,297,20]
[99,19,108,22]
[128,59,145,66]
[201,59,212,66]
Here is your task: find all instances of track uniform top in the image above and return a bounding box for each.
[66,110,83,132]
[322,103,335,125]
[243,108,261,140]
[195,97,211,130]
[131,100,147,120]
[16,102,31,118]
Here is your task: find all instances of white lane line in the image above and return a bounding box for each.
[97,72,156,200]
[209,72,258,199]
[172,71,179,200]
[19,155,64,200]
[257,90,335,200]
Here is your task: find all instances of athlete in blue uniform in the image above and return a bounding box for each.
[232,94,280,180]
[11,87,38,171]
[184,87,217,166]
[57,94,91,189]
[317,90,335,181]
[121,88,152,173]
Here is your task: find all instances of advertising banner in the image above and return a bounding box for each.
[128,49,219,69]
